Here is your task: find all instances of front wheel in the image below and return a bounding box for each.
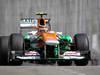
[74,33,89,51]
[10,33,24,55]
[9,33,24,65]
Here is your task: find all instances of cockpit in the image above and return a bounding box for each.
[20,12,51,34]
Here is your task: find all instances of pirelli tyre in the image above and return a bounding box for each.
[0,36,9,65]
[74,33,89,50]
[74,33,90,66]
[10,33,24,65]
[10,33,24,53]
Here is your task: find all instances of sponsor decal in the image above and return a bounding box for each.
[25,51,39,55]
[64,51,80,56]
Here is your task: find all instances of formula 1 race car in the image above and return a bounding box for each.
[0,12,91,66]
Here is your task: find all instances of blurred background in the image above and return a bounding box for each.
[0,0,100,65]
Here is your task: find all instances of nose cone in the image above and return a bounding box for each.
[45,40,59,45]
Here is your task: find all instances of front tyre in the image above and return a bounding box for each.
[10,33,24,65]
[74,33,90,66]
[10,33,24,52]
[74,33,89,50]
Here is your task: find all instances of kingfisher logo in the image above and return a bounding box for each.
[25,51,39,55]
[64,51,80,56]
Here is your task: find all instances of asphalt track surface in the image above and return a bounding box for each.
[0,61,99,75]
[0,65,100,75]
